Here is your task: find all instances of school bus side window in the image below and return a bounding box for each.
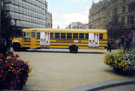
[85,33,88,39]
[61,33,66,39]
[50,32,53,39]
[79,33,84,39]
[67,33,72,39]
[73,33,78,39]
[24,32,30,38]
[99,34,103,40]
[37,32,40,39]
[55,33,60,39]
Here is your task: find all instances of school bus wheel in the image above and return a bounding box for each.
[69,45,78,53]
[13,43,21,51]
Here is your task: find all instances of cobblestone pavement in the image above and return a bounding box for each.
[14,49,135,91]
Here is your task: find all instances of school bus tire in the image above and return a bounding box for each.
[69,45,78,53]
[13,43,21,51]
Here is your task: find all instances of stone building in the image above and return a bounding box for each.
[66,22,88,29]
[89,0,135,48]
[2,0,52,31]
[89,0,135,30]
[47,12,52,28]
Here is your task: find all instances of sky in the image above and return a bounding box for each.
[47,0,102,28]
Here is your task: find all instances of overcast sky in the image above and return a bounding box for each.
[47,0,102,28]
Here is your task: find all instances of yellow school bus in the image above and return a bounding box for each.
[12,28,108,53]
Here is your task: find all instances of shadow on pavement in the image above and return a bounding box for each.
[18,50,105,54]
[104,69,135,77]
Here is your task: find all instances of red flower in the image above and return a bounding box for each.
[17,80,20,83]
[15,54,19,58]
[0,74,3,78]
[0,54,4,58]
[10,53,14,57]
[1,69,4,73]
[10,86,13,90]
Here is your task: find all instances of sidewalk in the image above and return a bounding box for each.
[67,78,135,91]
[2,49,134,91]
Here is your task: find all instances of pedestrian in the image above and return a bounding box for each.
[0,39,7,57]
[124,39,130,51]
[107,41,112,52]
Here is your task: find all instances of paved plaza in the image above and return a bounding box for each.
[14,49,135,91]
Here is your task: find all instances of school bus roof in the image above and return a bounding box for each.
[23,28,107,33]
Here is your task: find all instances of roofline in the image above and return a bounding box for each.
[22,28,107,33]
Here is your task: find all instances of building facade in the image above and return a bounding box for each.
[2,0,51,30]
[89,0,135,30]
[66,22,88,29]
[47,12,52,28]
[89,0,135,48]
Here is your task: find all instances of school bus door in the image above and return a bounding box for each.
[30,32,36,48]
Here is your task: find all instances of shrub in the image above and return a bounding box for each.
[0,53,31,90]
[104,49,135,72]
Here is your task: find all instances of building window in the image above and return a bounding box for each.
[121,16,125,24]
[127,16,134,25]
[128,2,135,12]
[123,0,126,2]
[122,6,125,13]
[113,8,117,15]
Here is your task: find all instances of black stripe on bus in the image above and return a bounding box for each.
[49,45,106,47]
[36,43,107,45]
[24,44,30,45]
[36,41,40,43]
[50,42,88,44]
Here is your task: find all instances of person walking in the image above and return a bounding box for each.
[107,41,112,52]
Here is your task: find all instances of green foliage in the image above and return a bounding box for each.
[104,49,135,72]
[106,15,131,41]
[0,9,15,56]
[1,9,14,40]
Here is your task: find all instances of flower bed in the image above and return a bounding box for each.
[0,53,31,90]
[104,50,135,73]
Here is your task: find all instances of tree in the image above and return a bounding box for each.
[0,9,14,56]
[1,9,14,40]
[106,15,131,42]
